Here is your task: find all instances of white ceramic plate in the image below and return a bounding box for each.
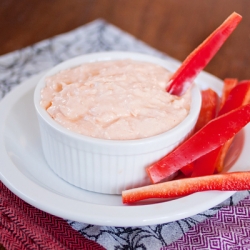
[0,72,249,227]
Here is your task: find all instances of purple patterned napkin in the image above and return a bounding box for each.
[166,195,250,249]
[0,19,250,249]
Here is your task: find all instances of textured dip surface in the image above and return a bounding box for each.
[41,60,191,140]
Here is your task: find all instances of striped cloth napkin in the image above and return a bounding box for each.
[0,182,104,250]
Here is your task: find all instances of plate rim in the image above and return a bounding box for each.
[0,71,237,227]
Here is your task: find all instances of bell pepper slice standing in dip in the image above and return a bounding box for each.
[166,12,242,96]
[147,104,250,184]
[122,172,250,204]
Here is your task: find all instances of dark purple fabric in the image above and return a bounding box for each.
[166,195,250,249]
[0,182,105,250]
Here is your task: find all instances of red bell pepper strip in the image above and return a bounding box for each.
[192,81,250,177]
[147,104,250,184]
[220,78,238,109]
[179,162,194,177]
[191,146,224,177]
[180,88,219,176]
[122,171,250,204]
[181,89,218,176]
[194,89,219,132]
[214,138,234,173]
[166,12,242,96]
[219,80,250,115]
[215,80,250,173]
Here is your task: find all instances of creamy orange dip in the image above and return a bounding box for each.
[40,60,191,140]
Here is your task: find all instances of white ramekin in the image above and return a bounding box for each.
[34,51,201,194]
